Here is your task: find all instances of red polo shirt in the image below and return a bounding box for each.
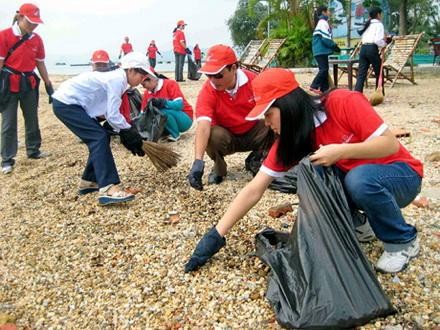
[141,79,193,119]
[0,26,45,92]
[195,69,257,135]
[121,42,133,55]
[261,90,423,177]
[194,47,201,60]
[173,30,186,55]
[147,45,159,59]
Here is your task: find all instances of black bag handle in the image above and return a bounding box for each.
[4,33,31,63]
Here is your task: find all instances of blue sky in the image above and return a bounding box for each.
[0,0,238,63]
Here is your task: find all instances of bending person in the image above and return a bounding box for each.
[141,72,193,141]
[52,52,152,205]
[185,68,423,274]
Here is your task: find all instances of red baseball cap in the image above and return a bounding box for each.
[19,3,43,24]
[91,50,110,64]
[199,44,237,75]
[246,68,300,120]
[177,20,186,26]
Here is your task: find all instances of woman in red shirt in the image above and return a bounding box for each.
[141,72,193,141]
[185,68,423,274]
[146,40,161,69]
[172,20,188,82]
[0,3,53,175]
[193,43,203,67]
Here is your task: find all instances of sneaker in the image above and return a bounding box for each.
[355,220,376,243]
[78,180,99,195]
[167,135,180,142]
[2,165,13,175]
[308,87,322,95]
[376,239,420,273]
[28,151,51,159]
[98,184,135,205]
[208,172,223,185]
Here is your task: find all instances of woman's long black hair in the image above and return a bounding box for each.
[314,5,328,26]
[273,88,324,167]
[358,7,382,35]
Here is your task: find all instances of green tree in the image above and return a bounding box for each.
[227,0,267,51]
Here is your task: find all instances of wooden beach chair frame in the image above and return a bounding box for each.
[382,32,424,87]
[240,38,286,73]
[239,39,266,72]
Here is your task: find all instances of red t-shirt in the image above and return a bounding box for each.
[147,45,159,59]
[121,42,133,55]
[261,90,423,177]
[0,27,45,92]
[173,30,186,55]
[195,69,257,135]
[194,47,202,60]
[141,79,193,119]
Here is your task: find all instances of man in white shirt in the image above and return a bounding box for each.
[52,52,152,205]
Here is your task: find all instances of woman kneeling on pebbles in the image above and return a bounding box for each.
[52,52,153,205]
[185,68,423,274]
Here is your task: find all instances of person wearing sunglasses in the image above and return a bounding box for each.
[51,52,152,205]
[187,44,272,190]
[185,68,423,274]
[140,72,193,141]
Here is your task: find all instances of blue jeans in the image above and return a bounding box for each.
[336,162,421,245]
[162,109,192,138]
[174,52,186,81]
[52,99,120,188]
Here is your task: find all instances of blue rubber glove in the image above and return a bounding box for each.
[185,227,226,272]
[188,159,204,190]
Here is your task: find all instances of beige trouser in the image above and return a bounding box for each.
[206,120,272,177]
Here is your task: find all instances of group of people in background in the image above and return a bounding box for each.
[1,3,424,276]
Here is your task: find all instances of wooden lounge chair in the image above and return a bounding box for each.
[382,32,424,87]
[240,39,286,73]
[239,39,266,71]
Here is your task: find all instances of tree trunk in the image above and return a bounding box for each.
[346,0,352,47]
[399,0,407,35]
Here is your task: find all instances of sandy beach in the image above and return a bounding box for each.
[0,68,439,329]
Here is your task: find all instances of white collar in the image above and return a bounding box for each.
[153,79,164,93]
[12,22,33,39]
[314,110,327,127]
[210,68,248,95]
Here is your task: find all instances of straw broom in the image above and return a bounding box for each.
[142,141,181,172]
[369,52,385,106]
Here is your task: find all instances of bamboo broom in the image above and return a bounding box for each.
[142,141,181,172]
[369,52,385,106]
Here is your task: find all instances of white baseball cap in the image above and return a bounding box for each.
[120,52,155,76]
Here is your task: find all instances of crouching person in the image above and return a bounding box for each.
[52,52,153,205]
[141,72,193,142]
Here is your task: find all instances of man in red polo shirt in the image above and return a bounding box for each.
[119,36,133,59]
[0,3,53,175]
[173,20,189,82]
[187,44,271,190]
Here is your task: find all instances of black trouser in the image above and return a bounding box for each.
[195,59,201,67]
[149,57,156,68]
[355,44,383,93]
[311,54,330,92]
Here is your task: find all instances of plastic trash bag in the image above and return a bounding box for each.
[187,55,202,81]
[255,158,396,329]
[244,150,298,194]
[132,100,167,142]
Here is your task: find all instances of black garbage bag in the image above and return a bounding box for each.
[132,100,167,142]
[187,55,202,81]
[126,88,142,120]
[245,150,298,194]
[255,158,396,329]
